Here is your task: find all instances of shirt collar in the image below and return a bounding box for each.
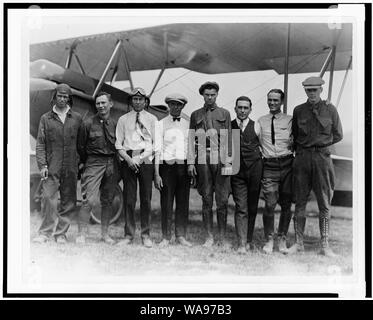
[52,105,70,115]
[204,103,217,111]
[269,111,283,119]
[236,117,250,125]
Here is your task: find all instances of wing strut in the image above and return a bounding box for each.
[327,45,337,102]
[149,31,168,98]
[93,40,122,98]
[121,43,135,91]
[283,23,291,114]
[319,47,333,78]
[336,55,352,108]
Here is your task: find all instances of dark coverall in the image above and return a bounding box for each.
[35,109,82,238]
[292,100,343,247]
[77,114,118,236]
[188,105,232,240]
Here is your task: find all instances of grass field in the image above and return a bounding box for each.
[30,186,353,283]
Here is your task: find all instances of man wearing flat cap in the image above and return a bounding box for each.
[154,93,192,247]
[288,76,343,257]
[33,83,82,244]
[188,81,232,248]
[115,88,160,248]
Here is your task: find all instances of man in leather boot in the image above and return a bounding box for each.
[290,77,343,255]
[187,82,232,248]
[256,89,293,255]
[77,92,118,245]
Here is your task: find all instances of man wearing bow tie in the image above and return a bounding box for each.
[231,96,263,254]
[154,93,192,247]
[76,92,118,245]
[288,77,343,257]
[256,89,293,254]
[115,88,160,248]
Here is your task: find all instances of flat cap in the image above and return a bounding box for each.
[164,93,188,105]
[56,83,72,95]
[199,81,219,95]
[302,76,325,88]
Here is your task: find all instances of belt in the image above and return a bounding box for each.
[299,145,329,152]
[126,149,145,157]
[264,154,294,161]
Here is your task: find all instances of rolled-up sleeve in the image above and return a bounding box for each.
[35,116,47,170]
[115,116,126,151]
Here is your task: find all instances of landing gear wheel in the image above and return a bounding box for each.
[90,184,123,225]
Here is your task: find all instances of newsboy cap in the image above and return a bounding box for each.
[56,83,72,95]
[302,76,325,88]
[164,93,188,105]
[199,81,220,95]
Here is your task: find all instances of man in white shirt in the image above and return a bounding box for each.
[256,89,293,254]
[115,88,160,248]
[154,93,192,247]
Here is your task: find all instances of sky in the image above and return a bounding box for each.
[27,13,353,156]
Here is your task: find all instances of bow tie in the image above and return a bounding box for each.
[173,117,181,122]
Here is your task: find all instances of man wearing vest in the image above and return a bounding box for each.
[256,89,293,254]
[187,81,232,248]
[288,77,343,257]
[231,96,263,254]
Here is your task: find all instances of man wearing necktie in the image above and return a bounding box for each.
[115,88,160,248]
[187,81,232,248]
[288,77,343,257]
[231,96,263,254]
[256,89,293,254]
[154,93,192,247]
[76,92,118,245]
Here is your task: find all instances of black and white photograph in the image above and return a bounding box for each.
[4,3,369,299]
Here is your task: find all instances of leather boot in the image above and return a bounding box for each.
[217,211,227,246]
[278,206,292,239]
[319,216,336,257]
[287,216,305,254]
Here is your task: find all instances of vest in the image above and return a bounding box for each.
[232,119,261,169]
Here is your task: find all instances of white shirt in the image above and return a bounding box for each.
[159,115,189,161]
[53,105,70,124]
[256,112,293,158]
[115,109,160,161]
[234,117,250,132]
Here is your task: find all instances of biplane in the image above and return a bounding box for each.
[29,23,353,223]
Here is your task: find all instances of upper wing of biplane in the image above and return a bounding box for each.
[30,23,352,82]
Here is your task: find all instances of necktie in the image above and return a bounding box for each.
[271,115,275,145]
[239,120,244,131]
[173,117,181,122]
[136,112,149,141]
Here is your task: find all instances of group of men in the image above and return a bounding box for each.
[33,76,343,257]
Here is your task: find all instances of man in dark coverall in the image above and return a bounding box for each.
[33,83,82,244]
[187,81,232,248]
[76,92,118,245]
[288,77,343,257]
